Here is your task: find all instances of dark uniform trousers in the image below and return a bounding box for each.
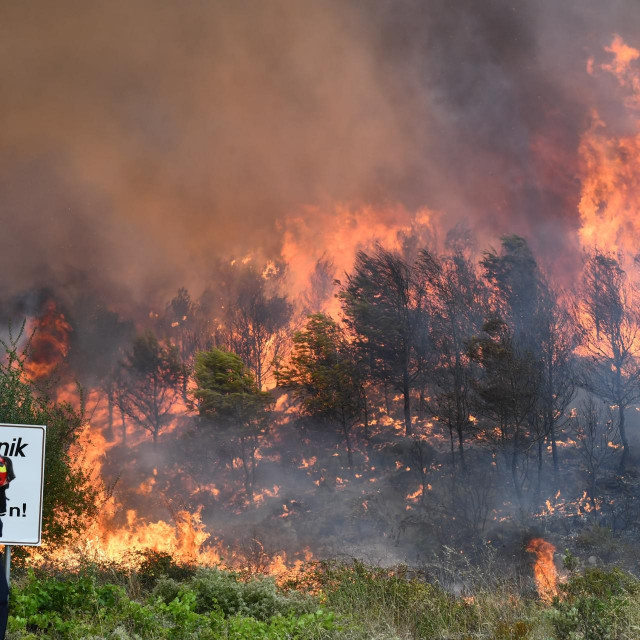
[0,520,8,639]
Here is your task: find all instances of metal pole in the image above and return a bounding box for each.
[2,547,10,588]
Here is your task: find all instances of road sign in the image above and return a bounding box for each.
[0,424,46,546]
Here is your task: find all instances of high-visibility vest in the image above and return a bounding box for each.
[0,459,8,487]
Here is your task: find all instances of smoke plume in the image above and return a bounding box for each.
[2,0,640,307]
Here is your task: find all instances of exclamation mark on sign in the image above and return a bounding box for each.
[22,503,26,517]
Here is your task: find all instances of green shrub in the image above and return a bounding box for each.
[9,570,128,637]
[493,619,533,639]
[135,550,196,590]
[8,569,345,639]
[549,567,639,640]
[152,567,313,621]
[314,561,480,638]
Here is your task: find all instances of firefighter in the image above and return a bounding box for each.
[0,456,15,519]
[0,456,13,640]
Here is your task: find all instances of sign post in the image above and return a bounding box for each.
[0,424,47,586]
[1,549,9,587]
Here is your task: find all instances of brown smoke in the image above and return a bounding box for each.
[1,0,640,307]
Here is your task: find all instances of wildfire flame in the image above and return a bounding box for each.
[579,36,640,260]
[526,538,558,601]
[24,301,72,380]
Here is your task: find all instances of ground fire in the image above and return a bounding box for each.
[2,4,640,637]
[527,538,559,601]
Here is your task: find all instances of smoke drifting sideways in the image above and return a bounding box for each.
[1,0,640,315]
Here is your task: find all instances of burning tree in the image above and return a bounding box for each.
[576,250,640,471]
[418,247,486,468]
[119,331,185,445]
[481,236,576,477]
[277,313,363,468]
[161,288,216,367]
[67,301,133,442]
[193,348,272,503]
[469,318,540,507]
[340,246,427,436]
[302,255,336,315]
[216,262,293,390]
[481,236,544,346]
[533,286,577,474]
[572,396,620,513]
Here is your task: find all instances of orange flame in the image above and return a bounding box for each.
[24,301,72,380]
[526,538,558,601]
[578,36,640,260]
[280,204,437,316]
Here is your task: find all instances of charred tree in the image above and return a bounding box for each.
[340,246,428,436]
[119,331,185,445]
[481,236,575,476]
[469,319,540,507]
[535,286,576,473]
[418,247,486,469]
[160,288,217,398]
[576,250,640,472]
[217,262,293,390]
[572,396,620,513]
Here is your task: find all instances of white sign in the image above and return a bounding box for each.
[0,424,46,546]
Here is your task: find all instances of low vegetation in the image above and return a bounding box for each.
[5,554,640,639]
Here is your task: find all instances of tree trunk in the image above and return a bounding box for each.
[588,475,598,513]
[120,407,127,444]
[383,382,391,416]
[448,426,455,467]
[106,389,114,442]
[546,358,558,473]
[250,440,257,495]
[403,367,412,437]
[537,438,543,497]
[511,435,523,506]
[362,388,370,440]
[550,423,558,473]
[241,437,254,503]
[342,420,354,468]
[456,424,466,470]
[618,403,629,472]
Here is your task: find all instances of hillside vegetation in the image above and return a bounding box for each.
[5,555,640,640]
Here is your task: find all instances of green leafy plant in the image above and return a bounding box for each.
[549,567,639,640]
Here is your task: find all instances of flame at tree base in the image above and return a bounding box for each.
[527,538,558,601]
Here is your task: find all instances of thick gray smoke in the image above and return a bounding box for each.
[1,0,639,306]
